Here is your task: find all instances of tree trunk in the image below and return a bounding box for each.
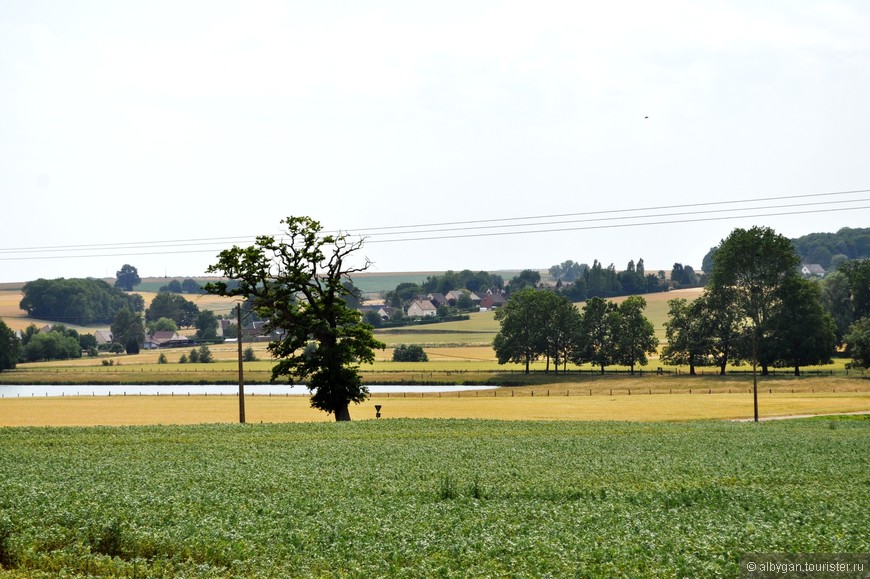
[334,404,351,422]
[794,365,801,376]
[545,355,550,374]
[761,363,769,376]
[600,364,605,375]
[719,360,726,376]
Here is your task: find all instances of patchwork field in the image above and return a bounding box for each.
[0,419,867,577]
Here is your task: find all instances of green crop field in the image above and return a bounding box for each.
[0,419,867,577]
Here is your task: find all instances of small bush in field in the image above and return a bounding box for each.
[392,344,428,362]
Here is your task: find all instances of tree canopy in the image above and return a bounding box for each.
[146,292,200,327]
[20,278,144,325]
[205,216,384,421]
[0,320,20,371]
[114,264,141,291]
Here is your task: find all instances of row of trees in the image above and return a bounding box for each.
[493,289,658,374]
[655,228,870,375]
[496,227,870,376]
[114,264,207,295]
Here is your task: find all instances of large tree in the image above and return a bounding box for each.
[0,320,20,371]
[845,317,870,369]
[544,293,582,373]
[195,310,219,340]
[764,277,836,375]
[838,259,870,321]
[146,292,200,327]
[111,307,145,354]
[662,297,709,375]
[612,295,659,374]
[205,216,384,421]
[114,264,141,291]
[708,226,801,375]
[574,297,619,373]
[493,288,549,373]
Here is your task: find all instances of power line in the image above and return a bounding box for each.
[344,188,870,233]
[363,204,870,243]
[0,188,868,261]
[353,197,869,239]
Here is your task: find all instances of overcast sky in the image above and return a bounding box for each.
[1,1,869,283]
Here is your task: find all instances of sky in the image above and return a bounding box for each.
[1,1,869,283]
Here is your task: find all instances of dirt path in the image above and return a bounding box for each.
[732,410,870,422]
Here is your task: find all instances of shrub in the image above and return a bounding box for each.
[392,344,428,362]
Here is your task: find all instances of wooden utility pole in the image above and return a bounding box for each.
[752,328,758,423]
[237,303,246,424]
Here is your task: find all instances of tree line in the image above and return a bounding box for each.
[495,227,870,375]
[494,289,658,374]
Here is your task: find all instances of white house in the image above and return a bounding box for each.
[94,329,113,346]
[800,263,826,277]
[407,298,437,318]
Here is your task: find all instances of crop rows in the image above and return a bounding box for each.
[0,419,867,577]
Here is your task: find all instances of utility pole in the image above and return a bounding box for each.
[237,303,246,424]
[752,328,758,423]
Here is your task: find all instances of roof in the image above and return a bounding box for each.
[802,263,826,275]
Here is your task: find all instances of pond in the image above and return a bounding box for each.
[0,384,498,398]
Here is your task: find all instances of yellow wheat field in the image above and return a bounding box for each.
[1,391,866,427]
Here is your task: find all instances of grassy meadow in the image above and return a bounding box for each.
[0,419,867,577]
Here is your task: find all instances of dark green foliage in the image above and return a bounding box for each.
[709,226,802,374]
[124,337,140,355]
[790,227,870,268]
[507,269,541,292]
[157,353,167,364]
[765,277,837,375]
[195,310,219,340]
[838,259,870,320]
[585,260,622,298]
[363,310,383,328]
[159,279,183,293]
[114,264,141,291]
[384,282,422,308]
[146,292,199,326]
[111,308,145,351]
[243,347,257,362]
[181,278,202,293]
[23,331,81,362]
[420,270,504,294]
[205,216,385,421]
[548,260,588,282]
[0,320,20,371]
[78,333,97,351]
[19,278,143,325]
[573,296,619,373]
[392,344,428,362]
[845,317,870,368]
[611,295,659,373]
[197,345,213,363]
[670,263,698,287]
